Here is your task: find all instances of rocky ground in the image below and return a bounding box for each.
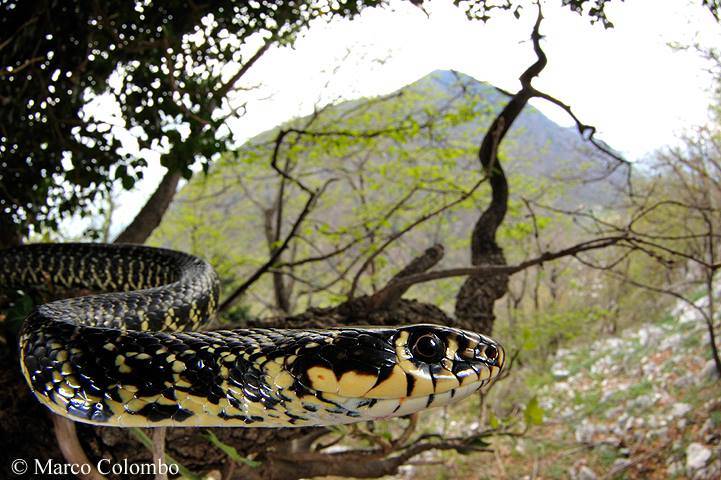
[395,293,721,480]
[533,296,721,480]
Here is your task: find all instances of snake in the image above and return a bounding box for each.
[1,243,505,428]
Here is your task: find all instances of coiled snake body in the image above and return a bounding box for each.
[2,244,504,428]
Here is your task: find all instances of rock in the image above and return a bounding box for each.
[700,418,714,435]
[700,418,720,443]
[647,427,669,440]
[674,374,696,388]
[642,362,659,377]
[575,420,596,444]
[560,406,575,420]
[630,394,657,410]
[605,406,623,420]
[617,413,629,428]
[699,360,721,382]
[623,416,635,431]
[647,414,661,428]
[599,388,613,403]
[667,461,684,476]
[686,443,712,471]
[660,333,683,350]
[611,458,632,472]
[578,465,597,480]
[598,435,622,447]
[671,402,693,418]
[552,363,571,380]
[706,458,721,479]
[638,325,665,347]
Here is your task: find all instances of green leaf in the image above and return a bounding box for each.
[524,396,544,426]
[5,293,35,334]
[488,410,500,429]
[205,430,261,468]
[130,428,201,480]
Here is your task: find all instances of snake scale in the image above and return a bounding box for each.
[1,243,504,427]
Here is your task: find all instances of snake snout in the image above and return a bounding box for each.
[475,340,504,368]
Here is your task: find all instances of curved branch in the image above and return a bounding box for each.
[470,2,545,260]
[394,235,630,291]
[368,244,445,309]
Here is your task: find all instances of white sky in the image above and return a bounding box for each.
[100,0,721,238]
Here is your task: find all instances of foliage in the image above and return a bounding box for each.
[4,0,707,241]
[150,71,594,315]
[129,428,200,480]
[0,0,388,238]
[205,431,262,468]
[524,396,544,426]
[454,0,721,28]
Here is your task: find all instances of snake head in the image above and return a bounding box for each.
[284,324,504,423]
[391,324,505,399]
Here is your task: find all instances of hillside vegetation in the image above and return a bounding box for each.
[151,70,624,318]
[147,68,721,479]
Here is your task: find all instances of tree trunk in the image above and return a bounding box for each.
[454,9,547,335]
[113,170,182,245]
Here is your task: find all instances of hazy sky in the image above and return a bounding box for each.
[97,0,721,238]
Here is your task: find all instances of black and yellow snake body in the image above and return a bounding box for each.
[2,243,504,428]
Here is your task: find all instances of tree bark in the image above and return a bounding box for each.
[454,7,546,335]
[113,170,182,245]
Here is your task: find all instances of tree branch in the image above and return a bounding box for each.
[218,182,330,313]
[368,244,445,309]
[348,176,487,298]
[113,169,182,245]
[392,235,630,291]
[52,415,106,480]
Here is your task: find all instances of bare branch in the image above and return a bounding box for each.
[152,428,168,480]
[213,39,273,102]
[52,415,106,480]
[348,177,487,298]
[368,244,445,309]
[391,235,630,292]
[218,182,331,313]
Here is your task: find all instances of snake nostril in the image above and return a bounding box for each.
[484,344,498,361]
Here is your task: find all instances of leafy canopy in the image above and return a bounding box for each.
[3,0,718,238]
[1,0,384,236]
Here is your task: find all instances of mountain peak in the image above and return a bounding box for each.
[406,69,499,97]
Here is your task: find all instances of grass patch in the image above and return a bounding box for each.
[682,332,702,349]
[572,388,604,417]
[597,445,620,469]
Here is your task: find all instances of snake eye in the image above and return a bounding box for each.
[484,344,498,361]
[411,333,445,363]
